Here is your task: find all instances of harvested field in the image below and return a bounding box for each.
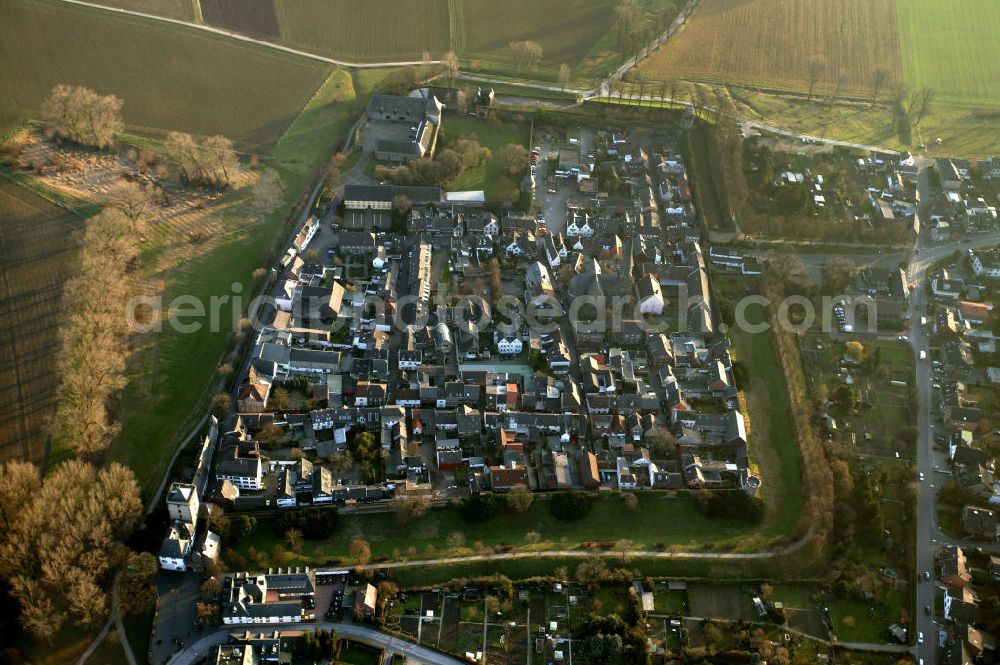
[459,0,681,79]
[0,178,81,463]
[462,0,619,69]
[201,0,280,39]
[94,0,194,20]
[273,0,450,62]
[0,0,367,492]
[897,0,1000,109]
[639,0,902,96]
[0,0,330,148]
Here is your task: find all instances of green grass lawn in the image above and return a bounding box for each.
[271,68,357,169]
[237,491,793,568]
[588,587,631,615]
[84,632,130,665]
[652,588,688,615]
[718,278,805,538]
[384,554,789,588]
[337,641,382,665]
[617,79,1000,157]
[442,115,531,200]
[121,609,154,665]
[896,0,1000,110]
[769,583,819,609]
[828,589,907,643]
[21,622,102,665]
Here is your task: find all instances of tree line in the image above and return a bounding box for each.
[40,85,241,189]
[761,273,836,564]
[50,209,137,456]
[0,460,144,641]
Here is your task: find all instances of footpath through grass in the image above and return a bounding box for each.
[237,490,796,569]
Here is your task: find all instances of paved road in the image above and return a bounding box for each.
[165,622,465,665]
[905,228,1000,663]
[744,249,909,285]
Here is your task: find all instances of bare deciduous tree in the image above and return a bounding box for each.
[0,461,39,530]
[508,41,544,72]
[164,132,241,189]
[806,55,826,100]
[105,180,160,233]
[349,538,371,564]
[41,84,123,149]
[51,209,137,456]
[910,87,936,127]
[766,250,808,283]
[395,496,431,522]
[202,135,240,188]
[284,528,304,553]
[494,176,520,207]
[831,66,849,102]
[0,460,141,638]
[871,65,891,107]
[558,63,571,91]
[442,51,460,89]
[496,143,529,175]
[164,131,202,183]
[507,485,534,512]
[119,551,159,615]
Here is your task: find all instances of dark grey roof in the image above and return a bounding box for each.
[376,139,422,155]
[345,184,442,204]
[367,94,432,119]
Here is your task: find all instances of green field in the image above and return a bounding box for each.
[441,115,531,200]
[0,0,331,148]
[237,491,795,570]
[0,178,84,464]
[897,0,1000,109]
[712,279,805,539]
[274,0,451,62]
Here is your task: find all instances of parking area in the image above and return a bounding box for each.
[361,119,419,152]
[343,209,391,230]
[149,574,201,665]
[316,570,348,620]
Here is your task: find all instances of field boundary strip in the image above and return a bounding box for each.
[47,0,444,68]
[447,0,465,54]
